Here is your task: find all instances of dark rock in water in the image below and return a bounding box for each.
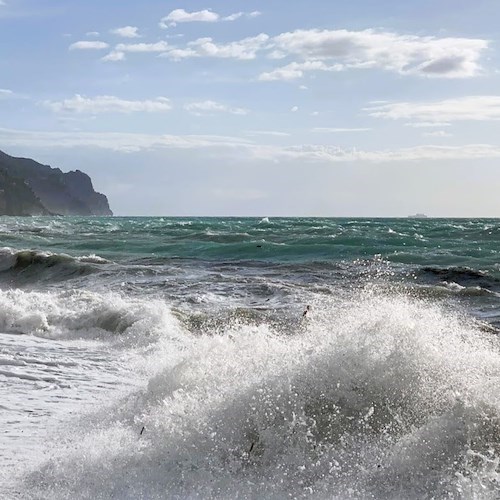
[0,150,113,216]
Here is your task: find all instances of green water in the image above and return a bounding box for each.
[2,216,500,272]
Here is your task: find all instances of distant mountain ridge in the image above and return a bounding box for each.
[0,150,112,216]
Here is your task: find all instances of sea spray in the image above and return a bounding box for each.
[20,291,500,499]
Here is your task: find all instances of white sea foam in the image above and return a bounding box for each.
[77,254,110,264]
[0,246,20,271]
[0,288,189,497]
[9,291,500,499]
[0,289,184,344]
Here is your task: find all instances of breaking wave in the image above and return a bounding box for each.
[0,247,110,286]
[16,291,500,499]
[0,288,182,345]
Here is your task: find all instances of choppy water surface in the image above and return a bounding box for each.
[1,216,499,499]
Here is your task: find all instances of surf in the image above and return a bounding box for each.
[14,290,500,499]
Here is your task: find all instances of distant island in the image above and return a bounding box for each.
[0,150,112,216]
[407,213,428,218]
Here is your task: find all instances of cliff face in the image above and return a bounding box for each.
[0,169,50,216]
[0,150,113,216]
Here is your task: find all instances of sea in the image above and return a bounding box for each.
[0,216,499,499]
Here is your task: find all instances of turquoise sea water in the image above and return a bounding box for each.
[3,216,500,268]
[1,216,500,499]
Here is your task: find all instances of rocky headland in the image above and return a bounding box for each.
[0,150,112,216]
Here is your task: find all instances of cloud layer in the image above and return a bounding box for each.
[42,95,172,114]
[184,100,248,116]
[366,96,500,122]
[2,127,500,164]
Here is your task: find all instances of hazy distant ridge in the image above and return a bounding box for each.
[0,150,112,216]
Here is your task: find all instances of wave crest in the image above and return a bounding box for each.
[0,247,110,285]
[0,289,182,344]
[20,293,500,499]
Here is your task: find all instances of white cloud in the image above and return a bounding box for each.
[162,34,269,61]
[101,51,125,62]
[102,42,171,61]
[151,27,484,82]
[69,41,109,51]
[290,106,299,112]
[312,127,371,133]
[0,128,251,153]
[268,50,287,60]
[222,12,243,22]
[405,122,452,128]
[184,100,248,116]
[259,61,343,81]
[366,96,500,122]
[189,34,267,60]
[163,48,198,61]
[159,8,260,28]
[110,26,140,38]
[161,33,269,61]
[42,95,172,114]
[222,11,261,22]
[260,29,488,80]
[422,130,453,138]
[160,9,219,28]
[269,144,500,163]
[65,27,486,85]
[116,41,170,53]
[0,88,26,100]
[86,31,100,37]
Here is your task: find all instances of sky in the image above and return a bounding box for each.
[2,0,500,216]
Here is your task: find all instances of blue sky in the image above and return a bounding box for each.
[2,0,500,216]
